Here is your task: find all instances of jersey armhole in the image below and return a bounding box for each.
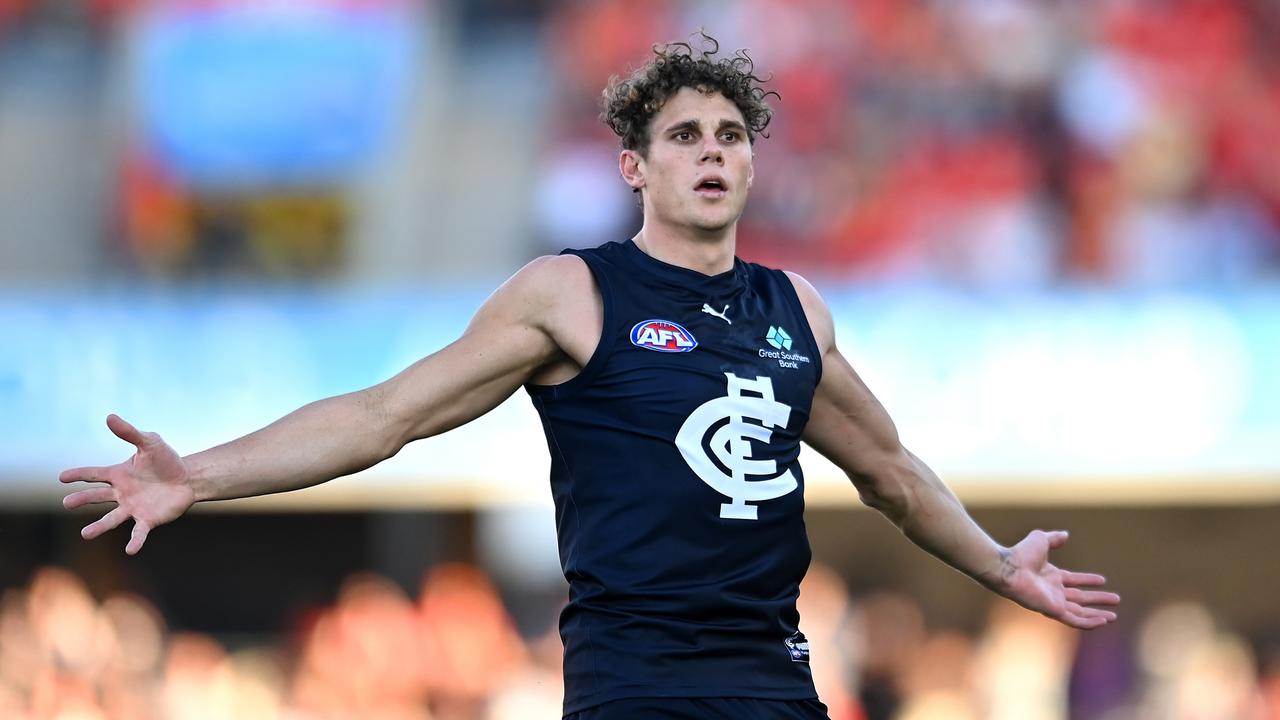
[525,249,616,399]
[774,268,825,383]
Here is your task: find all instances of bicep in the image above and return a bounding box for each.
[373,258,567,447]
[803,346,906,482]
[783,270,904,477]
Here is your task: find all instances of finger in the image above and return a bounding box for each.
[1074,609,1118,626]
[59,466,108,484]
[106,414,148,449]
[81,507,129,540]
[1046,530,1069,549]
[1065,601,1118,624]
[1062,571,1107,586]
[1063,612,1111,630]
[1065,588,1122,607]
[125,521,150,556]
[63,488,117,509]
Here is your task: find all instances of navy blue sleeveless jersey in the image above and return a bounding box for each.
[525,240,825,715]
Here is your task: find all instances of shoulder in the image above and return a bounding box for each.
[493,254,596,311]
[782,270,834,354]
[513,252,593,284]
[491,254,601,343]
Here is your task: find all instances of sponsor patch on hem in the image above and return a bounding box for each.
[784,631,810,663]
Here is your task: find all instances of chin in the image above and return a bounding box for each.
[689,219,733,235]
[696,211,741,232]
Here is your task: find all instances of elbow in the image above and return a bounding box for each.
[849,451,918,525]
[357,386,410,464]
[854,475,911,526]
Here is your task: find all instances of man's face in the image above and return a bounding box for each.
[621,86,754,236]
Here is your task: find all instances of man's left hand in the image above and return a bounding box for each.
[996,529,1121,630]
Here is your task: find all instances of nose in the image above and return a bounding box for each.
[699,142,723,165]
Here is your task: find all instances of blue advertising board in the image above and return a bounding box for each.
[136,2,417,186]
[4,287,1278,505]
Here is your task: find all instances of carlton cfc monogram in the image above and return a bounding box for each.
[675,372,798,520]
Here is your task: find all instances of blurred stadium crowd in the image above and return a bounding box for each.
[2,0,1279,287]
[537,0,1280,289]
[2,562,1277,720]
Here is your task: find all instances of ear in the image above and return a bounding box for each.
[620,149,645,191]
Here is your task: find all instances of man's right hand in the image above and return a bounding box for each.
[59,414,196,555]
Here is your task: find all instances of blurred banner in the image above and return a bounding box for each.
[135,0,418,187]
[7,288,1278,507]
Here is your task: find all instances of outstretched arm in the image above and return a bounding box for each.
[788,273,1120,630]
[60,255,589,554]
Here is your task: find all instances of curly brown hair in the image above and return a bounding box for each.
[600,32,777,157]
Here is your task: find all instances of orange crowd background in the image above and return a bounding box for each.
[538,0,1280,288]
[4,563,1277,720]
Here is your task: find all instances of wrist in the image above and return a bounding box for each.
[981,545,1017,593]
[182,454,214,503]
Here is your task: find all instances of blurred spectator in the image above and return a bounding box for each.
[4,0,1279,287]
[533,131,638,253]
[972,599,1077,720]
[416,563,527,718]
[895,630,977,720]
[533,0,1280,289]
[1067,617,1137,720]
[1,564,1277,719]
[291,574,428,719]
[855,591,927,720]
[797,563,863,720]
[1132,601,1268,720]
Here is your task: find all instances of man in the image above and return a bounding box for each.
[60,36,1120,719]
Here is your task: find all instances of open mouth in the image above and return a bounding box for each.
[694,177,728,197]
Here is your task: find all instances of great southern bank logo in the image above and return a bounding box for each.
[760,326,810,370]
[630,319,698,353]
[675,372,797,520]
[765,325,792,350]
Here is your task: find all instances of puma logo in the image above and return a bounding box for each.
[701,303,731,325]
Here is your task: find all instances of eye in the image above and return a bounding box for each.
[721,131,741,143]
[674,131,693,142]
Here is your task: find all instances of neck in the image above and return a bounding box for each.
[631,221,737,276]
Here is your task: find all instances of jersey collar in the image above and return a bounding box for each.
[622,239,747,299]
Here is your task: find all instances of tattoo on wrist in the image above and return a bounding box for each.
[998,548,1016,585]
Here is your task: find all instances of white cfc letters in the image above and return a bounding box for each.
[675,373,797,520]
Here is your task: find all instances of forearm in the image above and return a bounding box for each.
[184,389,395,503]
[862,451,1012,593]
[181,303,555,504]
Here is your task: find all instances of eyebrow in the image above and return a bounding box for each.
[662,118,748,135]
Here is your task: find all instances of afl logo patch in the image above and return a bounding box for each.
[630,319,698,353]
[784,631,810,663]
